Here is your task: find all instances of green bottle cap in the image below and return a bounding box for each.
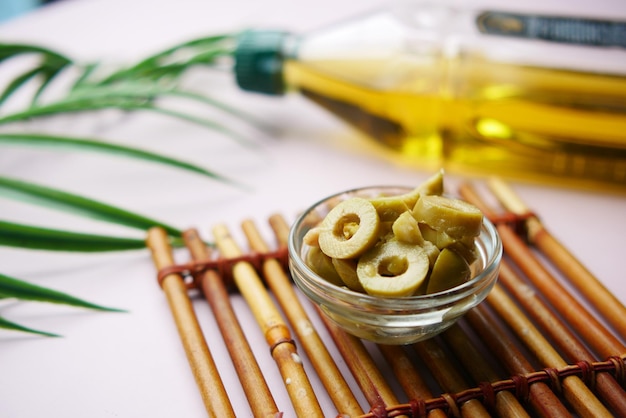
[234,30,289,95]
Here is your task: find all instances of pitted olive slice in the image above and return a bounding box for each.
[422,240,441,268]
[417,169,444,196]
[356,240,429,297]
[331,258,365,292]
[447,241,479,265]
[367,170,443,223]
[426,248,471,293]
[306,246,344,287]
[418,222,457,249]
[302,227,321,247]
[369,198,412,222]
[369,187,421,222]
[392,211,423,244]
[413,195,483,240]
[318,198,380,259]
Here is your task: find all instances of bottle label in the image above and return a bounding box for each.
[476,11,626,48]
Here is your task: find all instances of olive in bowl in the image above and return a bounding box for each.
[288,175,502,345]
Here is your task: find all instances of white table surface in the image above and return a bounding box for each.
[1,0,625,417]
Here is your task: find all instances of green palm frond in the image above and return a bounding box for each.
[0,273,123,311]
[0,272,124,337]
[0,35,254,136]
[0,66,41,106]
[0,34,248,336]
[0,219,181,252]
[0,36,230,105]
[0,91,260,147]
[0,176,183,237]
[0,316,60,337]
[0,132,240,185]
[0,43,73,64]
[95,34,233,84]
[0,43,73,106]
[67,81,267,129]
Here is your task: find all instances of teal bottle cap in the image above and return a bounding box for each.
[235,30,289,95]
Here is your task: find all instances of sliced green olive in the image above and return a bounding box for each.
[356,240,429,297]
[369,198,412,223]
[413,195,483,244]
[302,226,321,247]
[318,198,380,259]
[369,188,421,222]
[366,170,443,222]
[422,240,441,268]
[306,246,344,287]
[331,258,365,292]
[392,211,423,244]
[377,221,395,240]
[418,223,454,249]
[417,169,444,196]
[426,248,471,293]
[304,172,484,299]
[447,241,479,265]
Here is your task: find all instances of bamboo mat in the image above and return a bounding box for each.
[147,181,626,418]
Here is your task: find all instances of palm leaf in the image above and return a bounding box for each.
[0,272,124,337]
[0,132,241,185]
[0,43,73,105]
[66,82,268,130]
[0,66,42,106]
[0,36,246,338]
[0,273,123,312]
[0,176,183,237]
[0,316,60,337]
[0,220,180,252]
[30,60,70,105]
[0,43,73,64]
[69,62,98,89]
[0,36,259,146]
[0,99,256,148]
[97,34,233,84]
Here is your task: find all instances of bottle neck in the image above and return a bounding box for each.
[234,30,291,95]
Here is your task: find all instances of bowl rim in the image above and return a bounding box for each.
[288,185,503,310]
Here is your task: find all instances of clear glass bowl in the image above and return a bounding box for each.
[288,186,502,345]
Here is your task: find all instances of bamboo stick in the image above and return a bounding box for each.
[146,227,235,418]
[497,261,626,417]
[442,324,531,418]
[413,338,492,418]
[497,225,625,359]
[316,307,400,410]
[241,217,364,417]
[212,224,324,418]
[268,214,290,247]
[486,282,613,418]
[182,229,280,418]
[459,183,626,359]
[377,344,448,418]
[465,304,572,418]
[488,178,626,339]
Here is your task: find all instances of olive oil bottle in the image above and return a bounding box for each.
[234,3,626,192]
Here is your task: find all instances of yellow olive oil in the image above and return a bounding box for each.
[284,57,626,191]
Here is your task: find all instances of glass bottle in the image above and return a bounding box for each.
[233,2,626,192]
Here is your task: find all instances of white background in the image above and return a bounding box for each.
[0,0,625,417]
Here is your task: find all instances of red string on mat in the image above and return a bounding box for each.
[359,355,626,418]
[478,381,497,411]
[608,355,626,383]
[488,211,537,238]
[509,374,530,403]
[155,246,289,289]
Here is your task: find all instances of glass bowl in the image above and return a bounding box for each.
[288,186,502,345]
